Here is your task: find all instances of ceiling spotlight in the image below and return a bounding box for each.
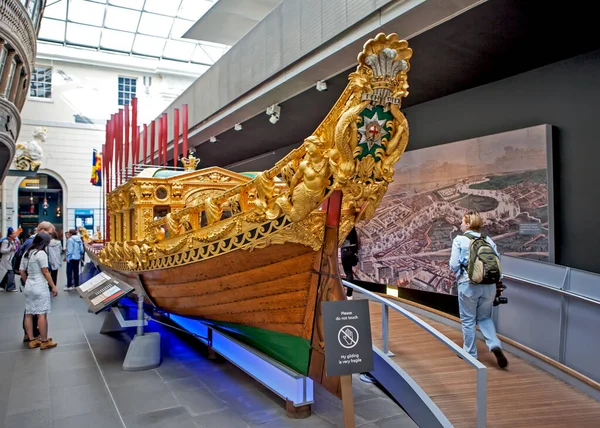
[266,104,281,124]
[266,104,281,116]
[209,136,217,143]
[316,80,327,91]
[234,123,242,131]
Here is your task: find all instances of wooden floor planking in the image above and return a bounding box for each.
[368,302,600,428]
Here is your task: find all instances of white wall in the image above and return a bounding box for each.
[0,57,196,237]
[23,58,196,126]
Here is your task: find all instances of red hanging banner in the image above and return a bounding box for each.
[104,121,109,193]
[157,118,162,166]
[124,104,130,180]
[162,113,168,167]
[173,108,179,168]
[131,98,138,169]
[150,121,156,166]
[182,104,188,157]
[108,118,113,193]
[143,123,148,165]
[118,109,124,186]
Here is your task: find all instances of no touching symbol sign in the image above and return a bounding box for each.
[338,325,359,349]
[322,299,373,377]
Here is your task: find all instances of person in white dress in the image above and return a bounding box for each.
[19,232,58,350]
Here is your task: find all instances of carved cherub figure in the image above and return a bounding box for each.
[277,136,330,222]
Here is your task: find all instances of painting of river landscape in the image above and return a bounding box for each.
[355,125,553,295]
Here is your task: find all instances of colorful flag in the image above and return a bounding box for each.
[90,149,102,186]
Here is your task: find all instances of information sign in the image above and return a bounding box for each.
[322,299,374,377]
[77,271,135,314]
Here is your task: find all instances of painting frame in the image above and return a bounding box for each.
[355,124,556,295]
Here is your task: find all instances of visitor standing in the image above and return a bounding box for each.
[0,227,18,292]
[19,232,58,349]
[47,231,62,287]
[15,221,55,341]
[449,211,508,368]
[341,227,360,299]
[65,229,84,291]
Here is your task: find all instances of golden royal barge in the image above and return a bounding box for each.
[87,33,412,397]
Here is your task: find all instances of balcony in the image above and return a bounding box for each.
[0,0,45,183]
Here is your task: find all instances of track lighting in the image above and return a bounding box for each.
[266,104,281,124]
[234,123,242,131]
[316,80,327,91]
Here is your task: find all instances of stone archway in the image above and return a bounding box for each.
[12,168,68,243]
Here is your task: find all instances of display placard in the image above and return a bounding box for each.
[77,271,135,314]
[322,299,374,377]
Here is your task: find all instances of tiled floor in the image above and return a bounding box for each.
[0,272,416,428]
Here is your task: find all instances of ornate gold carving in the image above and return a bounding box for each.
[198,172,232,183]
[171,183,184,200]
[79,227,91,243]
[181,152,201,171]
[241,213,325,252]
[140,182,154,199]
[99,33,411,272]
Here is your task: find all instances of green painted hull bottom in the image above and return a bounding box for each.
[204,320,311,375]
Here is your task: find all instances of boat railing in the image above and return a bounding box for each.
[342,279,487,428]
[144,177,289,238]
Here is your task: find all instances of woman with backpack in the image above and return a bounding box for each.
[19,232,58,350]
[0,227,18,292]
[449,211,508,368]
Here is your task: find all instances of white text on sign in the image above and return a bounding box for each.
[337,311,359,321]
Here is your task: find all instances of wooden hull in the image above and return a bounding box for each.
[103,241,320,336]
[96,241,324,375]
[92,194,347,397]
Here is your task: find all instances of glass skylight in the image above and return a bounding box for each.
[37,0,229,70]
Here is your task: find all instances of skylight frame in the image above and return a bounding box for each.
[37,0,229,70]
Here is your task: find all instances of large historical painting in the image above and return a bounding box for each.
[355,125,553,295]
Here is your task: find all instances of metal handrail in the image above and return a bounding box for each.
[343,279,487,428]
[503,273,600,307]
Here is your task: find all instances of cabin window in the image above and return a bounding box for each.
[153,206,169,219]
[155,186,168,200]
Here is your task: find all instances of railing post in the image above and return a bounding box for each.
[382,303,394,356]
[476,366,487,428]
[137,293,145,337]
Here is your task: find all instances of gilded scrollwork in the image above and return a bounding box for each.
[97,33,412,272]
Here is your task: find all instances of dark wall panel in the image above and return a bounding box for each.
[403,49,600,274]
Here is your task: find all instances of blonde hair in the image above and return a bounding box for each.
[36,221,55,233]
[464,211,483,232]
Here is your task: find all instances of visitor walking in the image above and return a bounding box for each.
[449,211,508,368]
[65,229,84,291]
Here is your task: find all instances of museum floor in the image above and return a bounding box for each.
[0,271,415,428]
